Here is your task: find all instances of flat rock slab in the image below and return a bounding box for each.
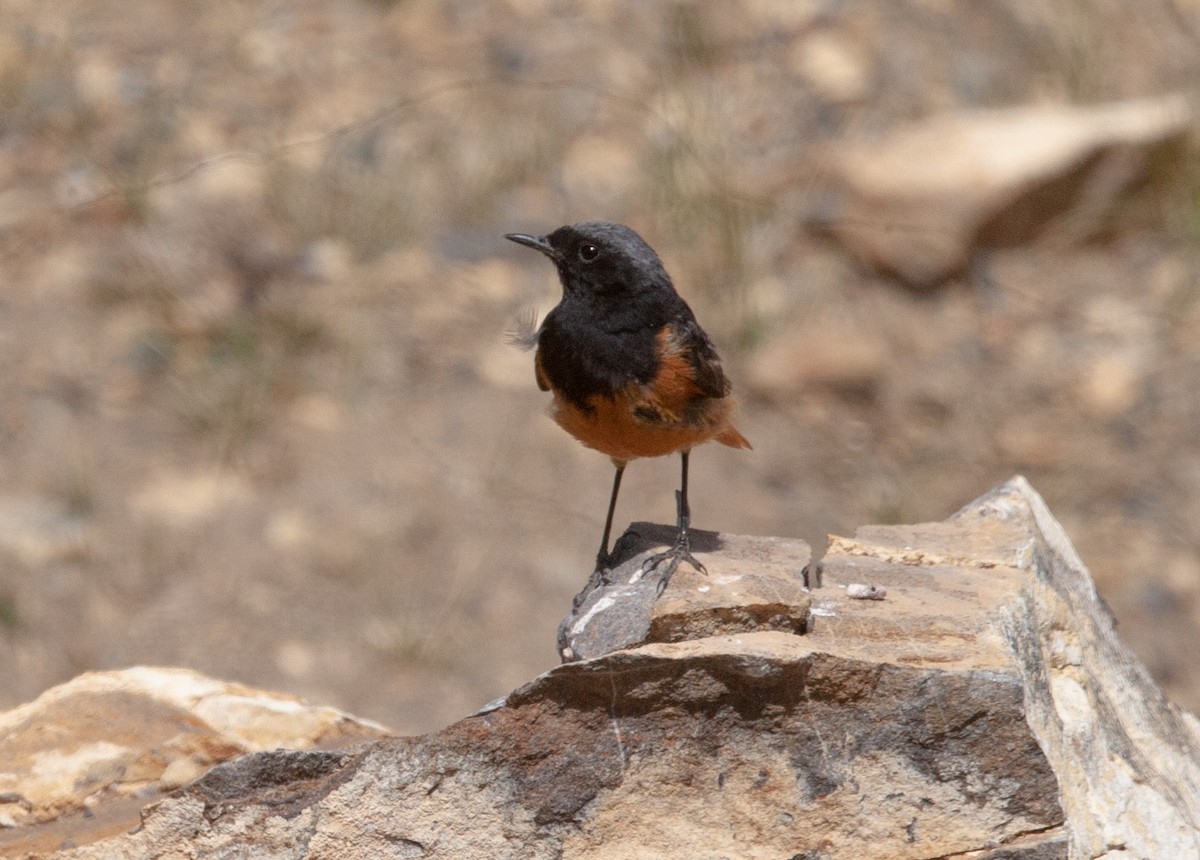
[809,516,1030,668]
[558,523,812,662]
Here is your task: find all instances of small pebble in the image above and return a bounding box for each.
[847,583,887,600]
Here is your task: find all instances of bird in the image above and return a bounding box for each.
[505,221,750,584]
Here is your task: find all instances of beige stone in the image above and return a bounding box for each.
[0,667,389,853]
[823,94,1194,285]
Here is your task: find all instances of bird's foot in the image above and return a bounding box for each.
[641,536,706,596]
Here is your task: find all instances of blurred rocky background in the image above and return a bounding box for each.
[0,0,1198,733]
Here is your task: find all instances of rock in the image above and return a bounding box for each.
[130,470,253,528]
[0,495,92,567]
[820,94,1194,286]
[0,667,390,854]
[790,30,871,104]
[4,479,1200,859]
[745,315,889,401]
[558,523,813,662]
[299,237,353,283]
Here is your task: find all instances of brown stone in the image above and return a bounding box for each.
[3,479,1200,859]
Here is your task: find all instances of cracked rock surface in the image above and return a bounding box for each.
[3,478,1199,859]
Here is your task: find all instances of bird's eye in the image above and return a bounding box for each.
[578,243,599,263]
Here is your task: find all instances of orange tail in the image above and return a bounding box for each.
[716,425,752,450]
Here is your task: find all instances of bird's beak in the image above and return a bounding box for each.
[505,232,560,261]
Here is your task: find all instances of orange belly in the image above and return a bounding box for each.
[550,389,749,464]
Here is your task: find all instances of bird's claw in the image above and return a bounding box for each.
[641,539,706,595]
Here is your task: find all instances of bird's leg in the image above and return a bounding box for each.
[572,462,627,611]
[642,450,706,592]
[594,461,626,571]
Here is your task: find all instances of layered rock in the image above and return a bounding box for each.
[3,478,1199,859]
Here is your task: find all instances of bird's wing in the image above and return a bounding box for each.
[662,317,732,400]
[624,319,732,427]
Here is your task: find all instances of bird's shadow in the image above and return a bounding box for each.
[608,521,723,568]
